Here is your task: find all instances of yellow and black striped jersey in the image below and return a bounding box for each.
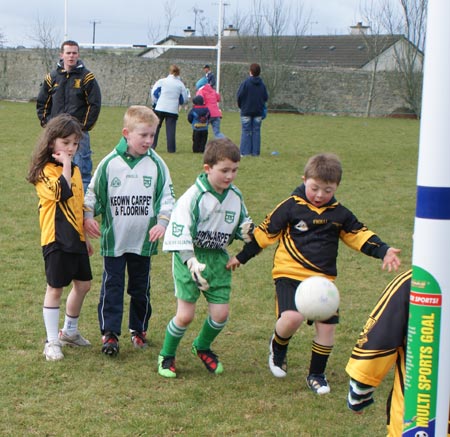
[35,162,87,257]
[346,269,412,437]
[239,184,390,281]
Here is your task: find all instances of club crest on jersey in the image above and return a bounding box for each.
[171,223,184,237]
[111,177,121,187]
[73,79,81,89]
[294,220,309,232]
[224,211,235,224]
[356,316,376,347]
[143,176,152,188]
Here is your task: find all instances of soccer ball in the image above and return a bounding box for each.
[295,276,340,321]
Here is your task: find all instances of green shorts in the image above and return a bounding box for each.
[172,248,231,304]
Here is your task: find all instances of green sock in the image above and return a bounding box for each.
[194,316,227,350]
[160,318,186,357]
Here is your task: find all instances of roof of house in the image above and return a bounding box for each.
[140,34,407,69]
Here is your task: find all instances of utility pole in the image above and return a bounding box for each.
[90,20,101,51]
[192,7,204,33]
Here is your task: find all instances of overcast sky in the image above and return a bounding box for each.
[1,0,364,48]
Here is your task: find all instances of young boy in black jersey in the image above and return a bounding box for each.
[227,153,401,394]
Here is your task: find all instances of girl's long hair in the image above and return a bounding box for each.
[27,114,83,185]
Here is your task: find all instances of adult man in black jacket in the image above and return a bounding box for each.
[37,40,101,191]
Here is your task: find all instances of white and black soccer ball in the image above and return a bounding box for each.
[415,431,429,437]
[295,276,340,321]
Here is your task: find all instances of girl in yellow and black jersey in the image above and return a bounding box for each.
[28,114,92,362]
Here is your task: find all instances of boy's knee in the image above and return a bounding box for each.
[280,310,303,329]
[74,281,91,295]
[175,314,194,327]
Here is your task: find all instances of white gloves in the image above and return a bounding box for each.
[240,221,255,243]
[187,257,209,291]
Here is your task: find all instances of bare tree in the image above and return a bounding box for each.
[147,19,163,44]
[382,0,427,116]
[163,1,178,37]
[147,1,179,44]
[30,15,60,71]
[231,0,311,106]
[359,1,398,116]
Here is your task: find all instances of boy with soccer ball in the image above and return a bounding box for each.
[227,153,401,394]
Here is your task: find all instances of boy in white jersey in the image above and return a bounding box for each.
[84,106,175,356]
[158,138,251,377]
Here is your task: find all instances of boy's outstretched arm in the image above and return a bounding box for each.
[382,247,401,272]
[226,256,241,270]
[226,238,262,270]
[358,234,401,272]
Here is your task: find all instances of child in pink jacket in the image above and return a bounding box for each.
[195,77,225,139]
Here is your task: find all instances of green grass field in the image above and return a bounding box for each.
[0,101,418,436]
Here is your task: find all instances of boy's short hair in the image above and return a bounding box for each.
[123,105,159,131]
[304,153,342,185]
[249,63,261,77]
[204,138,240,166]
[60,40,79,52]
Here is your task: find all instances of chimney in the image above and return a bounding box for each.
[183,26,195,36]
[350,22,370,35]
[223,25,239,37]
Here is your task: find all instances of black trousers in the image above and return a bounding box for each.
[152,111,178,153]
[192,130,208,153]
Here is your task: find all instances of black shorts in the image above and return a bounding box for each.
[274,277,339,324]
[44,251,92,288]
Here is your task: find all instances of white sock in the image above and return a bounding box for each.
[43,307,60,342]
[63,314,79,336]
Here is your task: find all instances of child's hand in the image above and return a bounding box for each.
[84,218,101,239]
[226,256,241,271]
[187,257,209,291]
[52,150,71,165]
[382,247,401,272]
[149,224,166,242]
[240,220,255,243]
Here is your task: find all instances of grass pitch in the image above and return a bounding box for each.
[0,101,418,436]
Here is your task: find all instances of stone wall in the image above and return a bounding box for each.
[0,49,409,116]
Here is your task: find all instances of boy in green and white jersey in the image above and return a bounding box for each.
[158,138,251,378]
[84,106,175,356]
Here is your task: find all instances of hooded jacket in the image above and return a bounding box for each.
[36,59,101,131]
[196,83,222,118]
[236,75,268,117]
